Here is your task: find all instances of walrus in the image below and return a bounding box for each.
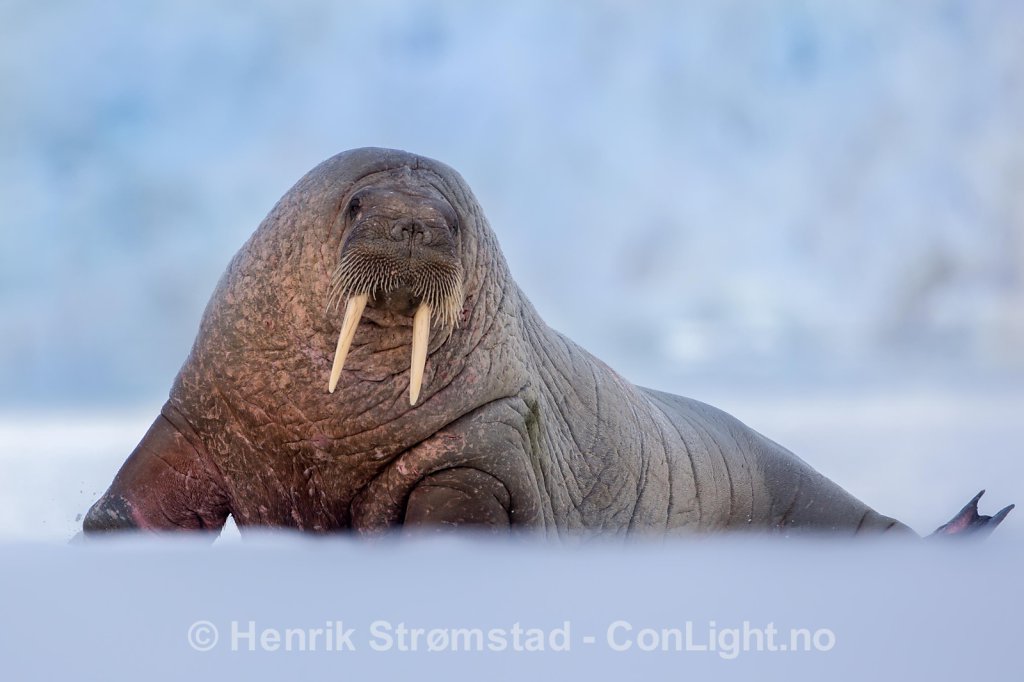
[83,148,1013,538]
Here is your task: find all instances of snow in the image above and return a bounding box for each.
[1,536,1021,680]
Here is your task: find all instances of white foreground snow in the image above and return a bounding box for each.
[1,536,1020,680]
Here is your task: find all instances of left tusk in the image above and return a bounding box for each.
[409,303,431,405]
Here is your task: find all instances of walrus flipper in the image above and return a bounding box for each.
[83,410,230,535]
[930,490,1014,538]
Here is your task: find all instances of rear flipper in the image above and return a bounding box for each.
[930,490,1014,538]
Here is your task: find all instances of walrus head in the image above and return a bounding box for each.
[326,173,465,403]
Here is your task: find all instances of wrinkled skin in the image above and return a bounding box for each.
[84,148,1013,539]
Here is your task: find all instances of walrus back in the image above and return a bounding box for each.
[639,388,914,535]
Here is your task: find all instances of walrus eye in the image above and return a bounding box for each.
[451,217,459,234]
[347,196,362,219]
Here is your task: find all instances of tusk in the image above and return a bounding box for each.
[409,303,431,405]
[328,293,368,393]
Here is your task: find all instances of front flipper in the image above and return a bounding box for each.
[83,410,230,536]
[403,468,512,533]
[930,490,1014,538]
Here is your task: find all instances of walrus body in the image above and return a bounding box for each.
[84,148,1011,538]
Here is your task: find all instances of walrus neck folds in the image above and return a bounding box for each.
[324,178,465,404]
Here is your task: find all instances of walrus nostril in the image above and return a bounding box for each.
[390,219,433,245]
[390,220,417,241]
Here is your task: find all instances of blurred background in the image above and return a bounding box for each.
[1,0,1022,540]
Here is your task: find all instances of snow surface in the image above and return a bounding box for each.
[1,536,1021,681]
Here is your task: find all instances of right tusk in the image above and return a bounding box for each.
[328,293,368,393]
[409,303,431,405]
